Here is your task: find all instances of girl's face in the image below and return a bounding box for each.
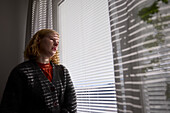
[38,33,59,58]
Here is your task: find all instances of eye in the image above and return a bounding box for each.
[49,37,54,41]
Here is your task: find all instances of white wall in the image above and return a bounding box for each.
[0,0,29,102]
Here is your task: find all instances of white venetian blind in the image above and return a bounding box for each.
[31,0,53,36]
[58,0,117,112]
[108,0,170,112]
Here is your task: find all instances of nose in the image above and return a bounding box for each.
[54,40,59,46]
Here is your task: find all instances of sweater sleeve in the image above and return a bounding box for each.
[61,66,77,113]
[0,67,26,113]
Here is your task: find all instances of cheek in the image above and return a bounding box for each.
[39,42,49,51]
[41,40,52,47]
[39,39,54,51]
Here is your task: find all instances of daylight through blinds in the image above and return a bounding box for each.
[108,0,170,112]
[58,0,118,112]
[31,0,53,36]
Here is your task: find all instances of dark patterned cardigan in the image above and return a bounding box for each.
[0,60,77,113]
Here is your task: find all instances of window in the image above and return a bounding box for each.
[58,0,117,112]
[109,0,170,112]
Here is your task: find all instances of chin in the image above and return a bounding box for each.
[51,52,56,56]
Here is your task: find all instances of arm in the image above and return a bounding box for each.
[0,67,26,113]
[61,66,77,113]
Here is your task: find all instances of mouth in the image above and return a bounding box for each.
[52,47,57,51]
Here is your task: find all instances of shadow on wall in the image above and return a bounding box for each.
[0,0,29,102]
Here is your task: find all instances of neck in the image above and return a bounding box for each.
[36,56,50,64]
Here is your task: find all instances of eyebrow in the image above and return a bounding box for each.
[48,36,59,40]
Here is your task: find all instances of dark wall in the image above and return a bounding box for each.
[0,0,29,102]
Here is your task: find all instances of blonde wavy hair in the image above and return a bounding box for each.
[24,29,60,65]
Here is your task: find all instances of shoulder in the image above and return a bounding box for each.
[52,64,70,75]
[11,60,36,74]
[53,63,67,70]
[7,61,33,82]
[17,60,35,67]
